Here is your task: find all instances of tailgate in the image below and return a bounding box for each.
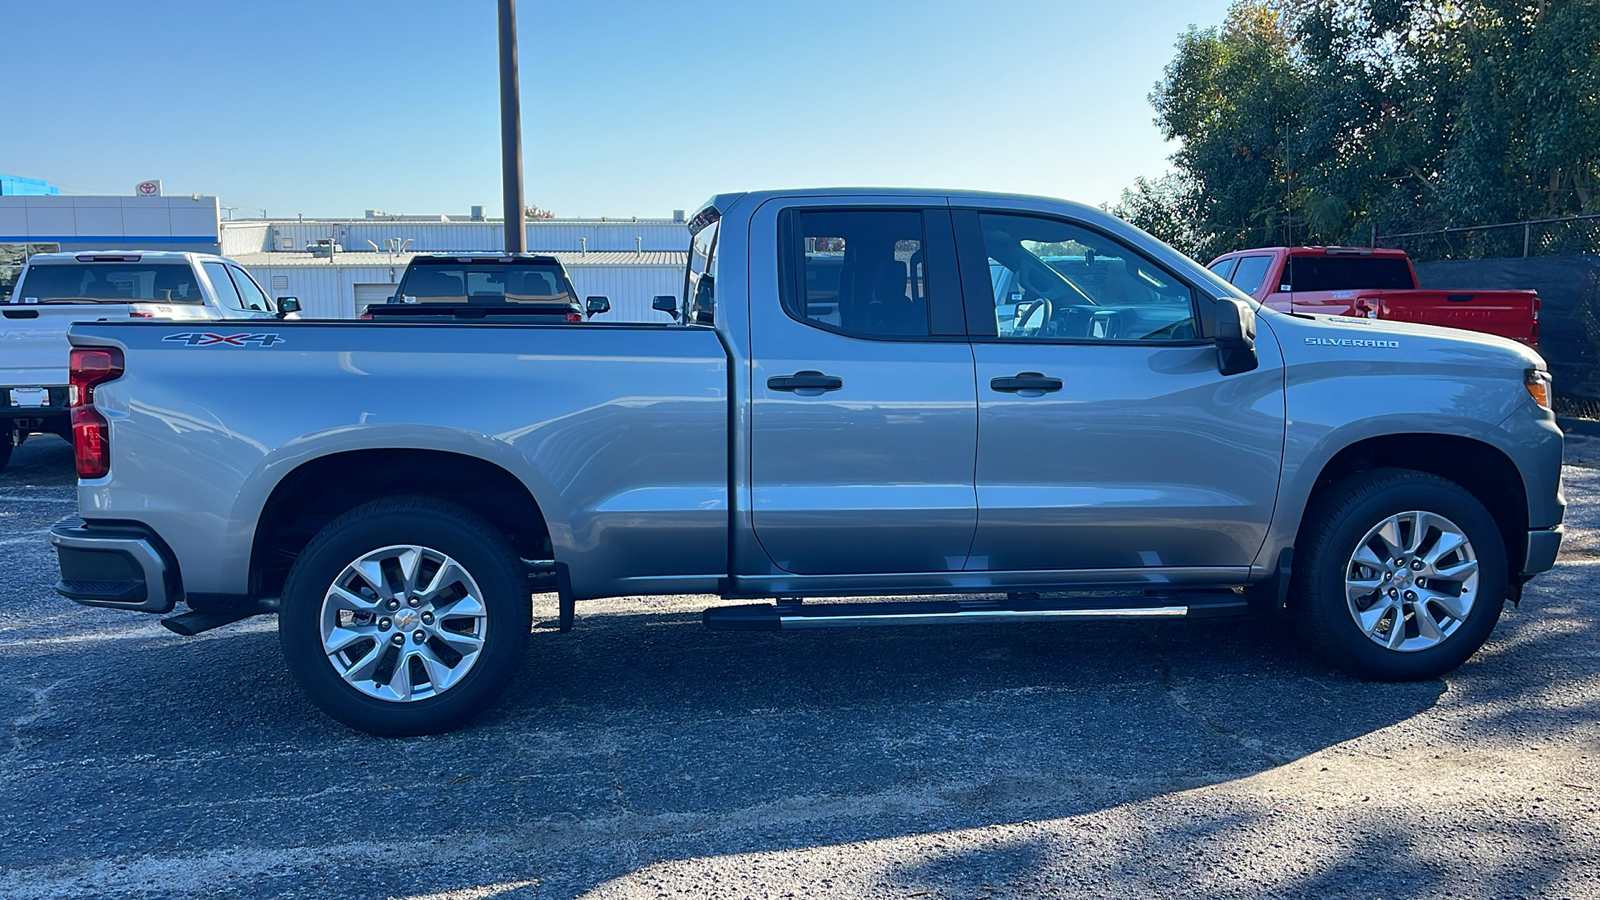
[1364,289,1539,346]
[0,305,131,386]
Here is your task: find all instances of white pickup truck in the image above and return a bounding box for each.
[0,250,298,471]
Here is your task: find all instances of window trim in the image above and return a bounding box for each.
[951,207,1214,347]
[775,206,967,343]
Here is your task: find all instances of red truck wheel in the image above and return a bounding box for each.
[278,496,531,736]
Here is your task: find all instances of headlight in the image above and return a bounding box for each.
[1525,368,1553,410]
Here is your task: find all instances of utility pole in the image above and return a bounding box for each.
[498,0,526,254]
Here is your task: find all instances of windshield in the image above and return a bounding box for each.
[396,263,575,305]
[11,262,204,304]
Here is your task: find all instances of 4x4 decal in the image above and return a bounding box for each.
[163,332,285,347]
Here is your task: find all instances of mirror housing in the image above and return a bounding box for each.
[275,296,301,318]
[1213,296,1258,376]
[585,296,611,318]
[652,295,678,316]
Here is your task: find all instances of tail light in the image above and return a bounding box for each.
[566,312,583,323]
[69,347,124,479]
[359,311,373,320]
[129,311,154,318]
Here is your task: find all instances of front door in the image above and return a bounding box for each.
[955,209,1285,573]
[747,202,977,575]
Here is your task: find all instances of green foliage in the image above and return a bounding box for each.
[1132,0,1600,261]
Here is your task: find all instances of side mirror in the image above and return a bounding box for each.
[652,295,678,316]
[1213,296,1259,376]
[276,297,301,318]
[585,296,611,318]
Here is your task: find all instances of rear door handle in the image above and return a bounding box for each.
[990,372,1063,393]
[767,370,844,393]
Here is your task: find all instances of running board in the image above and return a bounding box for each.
[703,592,1247,632]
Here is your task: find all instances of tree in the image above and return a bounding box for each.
[524,205,555,219]
[1131,0,1600,259]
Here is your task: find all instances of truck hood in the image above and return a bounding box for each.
[1266,309,1545,371]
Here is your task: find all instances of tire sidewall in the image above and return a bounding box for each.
[1301,476,1508,680]
[279,503,528,735]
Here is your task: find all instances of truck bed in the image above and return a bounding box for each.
[67,319,730,601]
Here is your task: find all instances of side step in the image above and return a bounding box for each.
[703,592,1247,632]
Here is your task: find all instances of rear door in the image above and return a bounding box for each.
[747,199,978,575]
[955,207,1285,574]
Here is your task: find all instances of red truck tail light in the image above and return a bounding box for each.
[69,347,124,479]
[129,310,154,318]
[566,312,583,323]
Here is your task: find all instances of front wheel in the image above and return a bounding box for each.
[279,497,531,735]
[1290,469,1508,681]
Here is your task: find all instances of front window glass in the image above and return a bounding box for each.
[1229,255,1273,295]
[977,213,1196,341]
[203,261,245,310]
[16,261,203,304]
[785,210,928,337]
[683,218,718,325]
[229,266,273,312]
[398,264,575,304]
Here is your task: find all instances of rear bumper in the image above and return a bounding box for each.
[50,517,179,613]
[1523,526,1564,579]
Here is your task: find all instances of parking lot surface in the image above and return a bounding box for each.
[2,434,1598,899]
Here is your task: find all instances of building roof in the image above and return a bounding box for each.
[229,250,687,268]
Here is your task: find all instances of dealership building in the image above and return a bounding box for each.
[0,185,689,321]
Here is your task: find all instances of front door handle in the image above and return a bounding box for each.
[767,370,844,393]
[990,372,1063,393]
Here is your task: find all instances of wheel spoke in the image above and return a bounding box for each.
[1423,530,1468,568]
[434,591,486,621]
[434,630,485,657]
[1412,604,1445,642]
[1419,585,1471,621]
[325,624,376,656]
[1347,576,1384,604]
[421,561,471,601]
[1352,544,1389,574]
[340,640,387,683]
[418,647,457,692]
[1373,516,1406,561]
[397,548,424,595]
[326,585,379,615]
[1385,613,1408,650]
[1358,601,1396,637]
[353,559,392,598]
[1426,557,1478,581]
[389,650,415,700]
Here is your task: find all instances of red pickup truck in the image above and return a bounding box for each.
[1206,247,1540,348]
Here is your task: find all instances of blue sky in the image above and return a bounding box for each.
[7,1,1233,218]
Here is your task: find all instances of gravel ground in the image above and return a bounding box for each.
[1,434,1598,899]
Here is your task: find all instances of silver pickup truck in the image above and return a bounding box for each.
[50,189,1564,735]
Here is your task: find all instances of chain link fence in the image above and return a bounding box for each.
[1377,215,1600,263]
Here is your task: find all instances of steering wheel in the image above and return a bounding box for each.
[1014,297,1052,335]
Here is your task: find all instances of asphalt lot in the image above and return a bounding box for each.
[2,434,1598,899]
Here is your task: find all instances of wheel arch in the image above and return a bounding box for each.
[1294,433,1529,576]
[249,448,553,600]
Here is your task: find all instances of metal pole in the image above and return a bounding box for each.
[498,0,526,254]
[1523,222,1531,258]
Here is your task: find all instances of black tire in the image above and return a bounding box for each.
[1290,468,1508,681]
[279,496,531,736]
[0,430,12,474]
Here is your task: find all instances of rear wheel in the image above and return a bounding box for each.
[279,497,531,735]
[0,430,12,474]
[1290,469,1507,681]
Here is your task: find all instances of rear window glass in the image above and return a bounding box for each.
[1287,256,1413,292]
[1229,255,1273,294]
[13,262,203,304]
[397,264,574,305]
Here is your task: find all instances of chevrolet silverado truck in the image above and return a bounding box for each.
[1206,246,1540,347]
[50,190,1564,736]
[0,251,299,472]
